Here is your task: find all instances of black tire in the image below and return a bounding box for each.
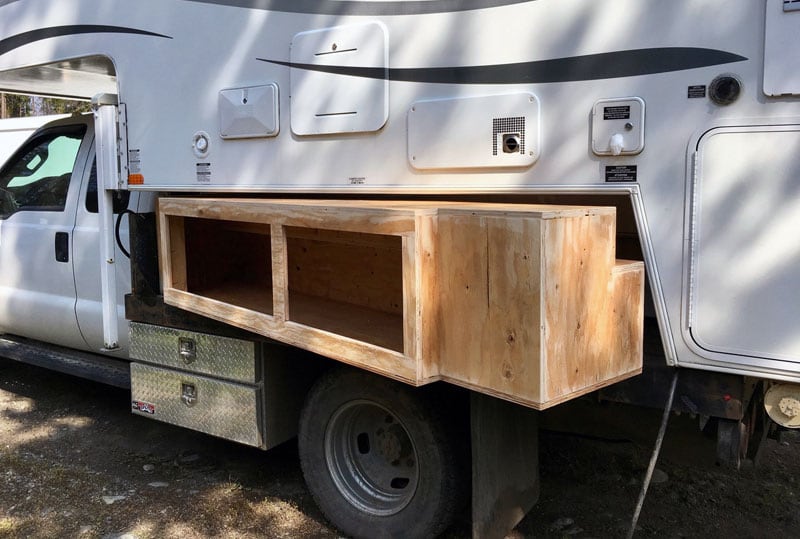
[298,367,464,539]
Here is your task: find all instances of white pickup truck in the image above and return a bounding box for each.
[0,114,139,383]
[0,111,776,539]
[2,1,799,536]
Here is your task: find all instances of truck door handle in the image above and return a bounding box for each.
[55,232,69,263]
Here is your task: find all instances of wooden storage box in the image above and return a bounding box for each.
[158,198,643,409]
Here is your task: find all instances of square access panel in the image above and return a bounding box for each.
[218,83,279,139]
[290,22,388,136]
[591,97,645,156]
[764,0,800,96]
[407,93,540,170]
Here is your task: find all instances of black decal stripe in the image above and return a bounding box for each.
[184,0,533,16]
[0,25,171,57]
[260,48,747,85]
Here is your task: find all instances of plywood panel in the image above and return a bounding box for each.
[280,321,416,382]
[157,198,644,404]
[608,260,645,378]
[289,292,403,352]
[163,215,186,291]
[157,198,418,236]
[164,288,278,337]
[183,218,272,311]
[436,212,490,385]
[483,216,544,403]
[436,213,546,403]
[417,213,440,381]
[541,213,615,403]
[286,228,403,316]
[271,224,289,322]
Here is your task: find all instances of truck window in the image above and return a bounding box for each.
[0,125,86,218]
[84,159,131,214]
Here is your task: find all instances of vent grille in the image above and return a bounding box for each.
[493,117,526,155]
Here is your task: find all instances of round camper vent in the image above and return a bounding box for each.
[709,75,742,106]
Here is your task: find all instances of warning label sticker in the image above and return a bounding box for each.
[603,106,631,120]
[605,165,638,183]
[196,162,211,183]
[128,149,141,174]
[688,85,707,99]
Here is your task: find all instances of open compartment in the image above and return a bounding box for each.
[285,227,405,352]
[170,216,273,316]
[157,198,644,408]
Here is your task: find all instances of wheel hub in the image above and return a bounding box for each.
[324,400,420,516]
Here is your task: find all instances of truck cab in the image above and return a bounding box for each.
[0,114,137,355]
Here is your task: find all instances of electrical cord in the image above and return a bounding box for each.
[627,369,680,539]
[114,208,137,259]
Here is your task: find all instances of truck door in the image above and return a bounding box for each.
[0,120,92,350]
[72,156,134,354]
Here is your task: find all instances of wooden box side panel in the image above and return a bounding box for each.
[535,261,644,409]
[540,212,637,404]
[436,213,545,403]
[159,213,187,292]
[607,260,645,379]
[417,213,439,381]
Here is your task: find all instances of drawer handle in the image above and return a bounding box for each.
[181,382,197,407]
[179,337,197,364]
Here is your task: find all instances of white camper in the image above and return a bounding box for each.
[1,1,799,537]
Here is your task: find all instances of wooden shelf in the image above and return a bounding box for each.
[290,292,404,352]
[158,198,644,410]
[285,226,403,351]
[192,283,274,316]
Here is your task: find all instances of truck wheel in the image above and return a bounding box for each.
[298,368,463,539]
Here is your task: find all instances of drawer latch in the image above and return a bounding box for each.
[181,382,198,407]
[179,337,197,364]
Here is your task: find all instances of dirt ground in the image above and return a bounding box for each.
[1,357,798,539]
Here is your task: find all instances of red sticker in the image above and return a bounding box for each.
[132,400,156,415]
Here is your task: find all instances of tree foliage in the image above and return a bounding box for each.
[0,93,91,118]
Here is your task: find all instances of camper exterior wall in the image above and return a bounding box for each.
[1,1,799,381]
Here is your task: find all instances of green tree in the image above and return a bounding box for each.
[0,93,90,118]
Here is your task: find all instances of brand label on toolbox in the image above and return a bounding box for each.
[132,400,156,415]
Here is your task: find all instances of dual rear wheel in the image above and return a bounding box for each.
[298,368,464,538]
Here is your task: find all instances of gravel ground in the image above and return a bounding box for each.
[1,357,798,538]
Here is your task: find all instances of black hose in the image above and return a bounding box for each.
[627,369,680,539]
[115,208,137,259]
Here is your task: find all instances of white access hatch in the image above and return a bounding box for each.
[591,97,645,156]
[407,93,540,170]
[218,84,279,139]
[290,22,388,136]
[764,0,800,96]
[688,124,800,364]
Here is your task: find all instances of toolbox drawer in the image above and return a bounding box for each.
[129,322,258,384]
[130,362,262,447]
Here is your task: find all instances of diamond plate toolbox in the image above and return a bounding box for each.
[130,362,262,447]
[129,322,258,383]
